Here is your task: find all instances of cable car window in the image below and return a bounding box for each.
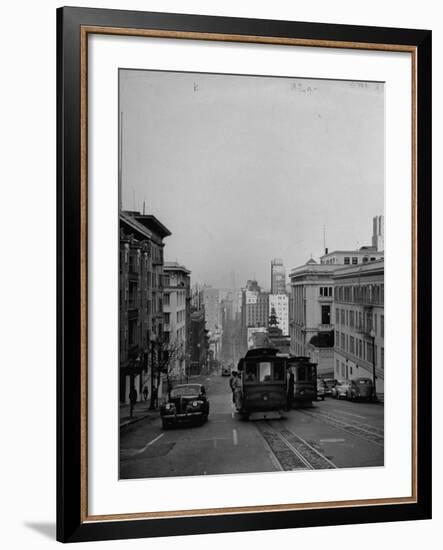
[273,361,284,381]
[245,363,257,381]
[297,366,307,381]
[258,362,272,381]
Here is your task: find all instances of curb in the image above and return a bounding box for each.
[120,411,159,429]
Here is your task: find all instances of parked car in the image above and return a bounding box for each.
[160,384,210,429]
[348,378,374,401]
[334,380,352,400]
[316,379,326,401]
[322,378,338,396]
[330,379,341,399]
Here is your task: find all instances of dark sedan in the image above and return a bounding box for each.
[160,384,209,429]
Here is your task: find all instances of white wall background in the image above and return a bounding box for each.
[0,0,438,548]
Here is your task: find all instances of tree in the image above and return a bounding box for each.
[150,337,187,405]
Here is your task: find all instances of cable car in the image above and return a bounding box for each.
[287,355,318,407]
[236,347,287,420]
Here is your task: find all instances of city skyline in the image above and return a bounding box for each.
[120,70,384,289]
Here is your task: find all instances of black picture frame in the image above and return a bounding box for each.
[57,6,432,543]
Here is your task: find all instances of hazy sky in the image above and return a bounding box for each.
[120,69,384,289]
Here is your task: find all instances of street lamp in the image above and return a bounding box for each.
[369,329,377,402]
[149,333,158,410]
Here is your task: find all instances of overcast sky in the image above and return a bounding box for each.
[120,69,384,290]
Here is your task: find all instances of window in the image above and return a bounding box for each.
[381,315,384,337]
[164,312,170,324]
[352,257,358,264]
[245,363,257,381]
[344,257,350,265]
[341,333,345,350]
[258,362,272,382]
[367,342,373,363]
[321,305,331,324]
[350,336,355,354]
[163,293,170,306]
[381,347,384,369]
[273,361,285,381]
[335,330,340,345]
[336,308,340,325]
[341,309,345,325]
[296,365,308,382]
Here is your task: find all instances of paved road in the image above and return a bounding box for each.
[120,373,384,479]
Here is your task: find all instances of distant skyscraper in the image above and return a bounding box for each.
[271,258,286,294]
[201,287,220,333]
[372,215,384,251]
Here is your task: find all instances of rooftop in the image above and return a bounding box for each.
[123,211,171,239]
[120,211,152,241]
[164,261,191,275]
[332,258,384,278]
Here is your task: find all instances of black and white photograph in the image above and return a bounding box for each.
[118,68,385,479]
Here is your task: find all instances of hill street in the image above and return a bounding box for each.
[120,373,384,479]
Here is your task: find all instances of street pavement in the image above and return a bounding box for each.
[120,373,384,479]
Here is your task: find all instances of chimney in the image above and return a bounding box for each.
[325,247,328,254]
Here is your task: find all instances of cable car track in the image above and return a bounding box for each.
[256,420,337,471]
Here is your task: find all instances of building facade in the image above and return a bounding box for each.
[201,287,221,333]
[271,258,286,294]
[190,308,209,375]
[119,211,171,404]
[372,214,385,251]
[240,280,270,352]
[163,262,191,383]
[289,259,336,376]
[332,260,384,395]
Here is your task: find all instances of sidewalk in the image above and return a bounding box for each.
[119,399,163,428]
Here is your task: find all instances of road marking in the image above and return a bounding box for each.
[232,429,238,446]
[129,433,164,456]
[320,438,345,443]
[332,409,366,420]
[212,420,227,423]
